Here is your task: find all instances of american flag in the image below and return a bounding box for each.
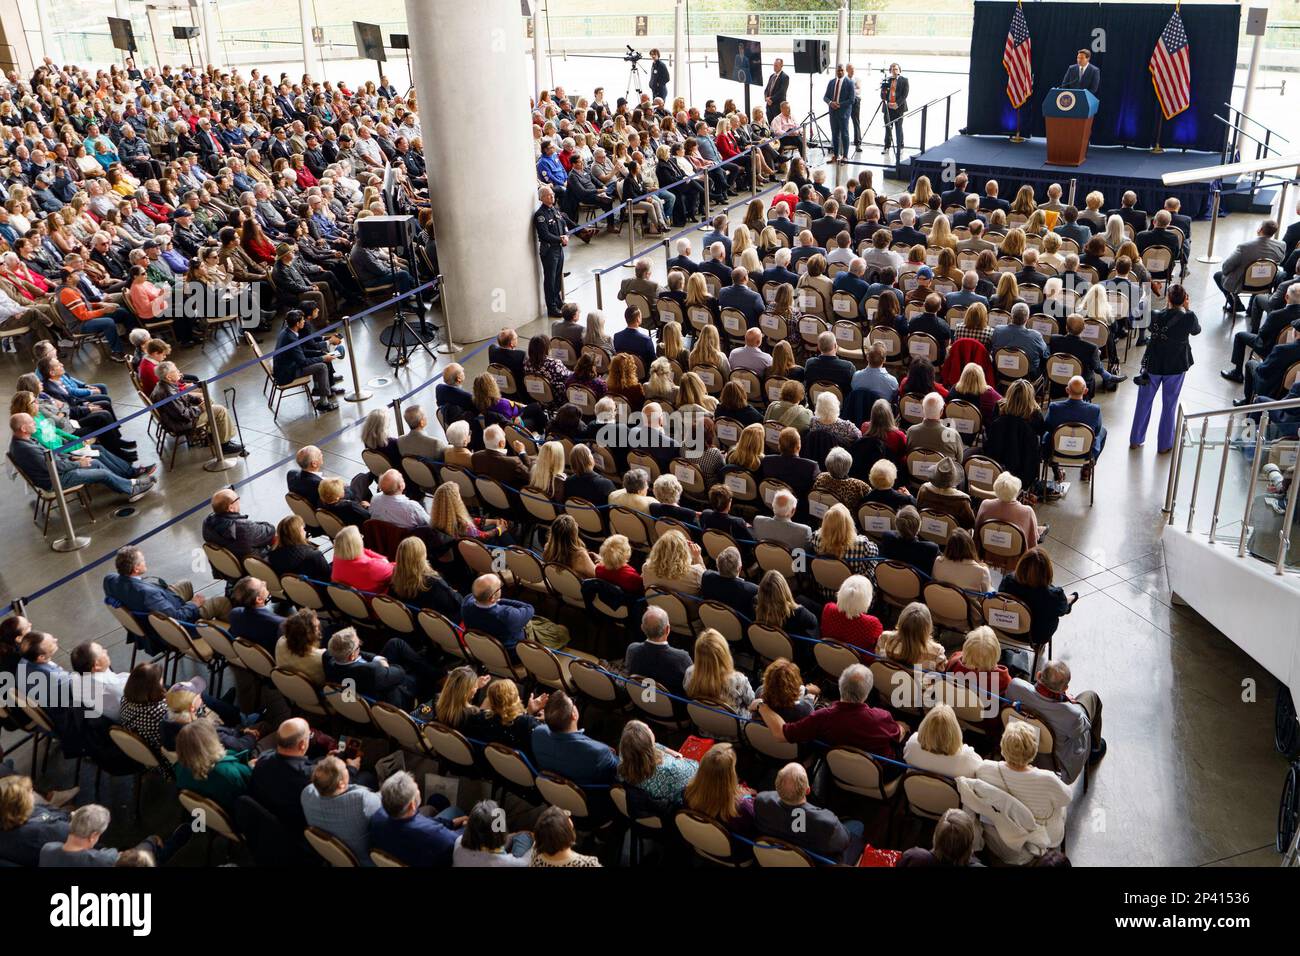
[1150,10,1191,119]
[1003,3,1033,109]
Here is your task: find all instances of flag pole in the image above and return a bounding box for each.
[1010,104,1024,144]
[1152,114,1165,154]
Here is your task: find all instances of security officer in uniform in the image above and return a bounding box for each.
[534,185,569,319]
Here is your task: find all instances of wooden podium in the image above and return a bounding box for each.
[1042,88,1099,166]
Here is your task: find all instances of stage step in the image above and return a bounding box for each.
[1222,182,1278,214]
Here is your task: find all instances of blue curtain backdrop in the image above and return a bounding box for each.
[965,1,1240,152]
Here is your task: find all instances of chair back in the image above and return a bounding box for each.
[485,742,538,789]
[902,771,963,821]
[536,772,593,817]
[564,496,607,537]
[516,639,570,690]
[569,659,624,702]
[825,746,893,800]
[698,600,746,645]
[743,718,799,760]
[418,609,468,660]
[242,556,285,599]
[963,455,1003,500]
[543,561,586,608]
[323,682,374,724]
[918,508,958,546]
[977,519,1027,569]
[922,581,976,632]
[675,809,745,865]
[857,501,896,538]
[687,699,744,740]
[754,541,796,577]
[1048,423,1096,463]
[314,509,346,540]
[371,595,416,633]
[753,838,818,867]
[905,449,945,485]
[325,583,370,622]
[875,560,923,608]
[272,667,327,715]
[812,639,866,681]
[179,790,243,844]
[370,701,431,755]
[203,542,244,580]
[943,399,982,440]
[747,623,795,662]
[1243,258,1279,293]
[463,629,525,679]
[233,638,276,677]
[423,721,478,768]
[305,826,360,867]
[523,374,555,404]
[109,725,161,769]
[993,347,1030,382]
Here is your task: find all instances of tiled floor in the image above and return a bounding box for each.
[2,155,1291,866]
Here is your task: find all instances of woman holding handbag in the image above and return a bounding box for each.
[1130,283,1200,454]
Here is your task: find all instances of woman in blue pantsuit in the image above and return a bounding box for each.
[1130,284,1200,453]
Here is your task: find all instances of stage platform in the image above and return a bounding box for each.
[907,135,1219,219]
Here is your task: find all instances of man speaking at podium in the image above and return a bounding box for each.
[1060,49,1100,96]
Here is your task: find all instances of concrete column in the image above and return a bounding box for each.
[405,0,542,341]
[673,0,685,103]
[835,0,849,70]
[37,2,59,63]
[114,0,132,21]
[299,0,321,79]
[532,0,551,100]
[196,0,220,69]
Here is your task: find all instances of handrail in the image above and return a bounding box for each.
[1213,114,1284,157]
[1223,102,1292,145]
[1182,396,1300,421]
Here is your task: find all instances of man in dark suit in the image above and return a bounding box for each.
[1242,337,1300,403]
[193,117,226,172]
[759,248,801,291]
[906,293,955,363]
[1060,49,1101,96]
[323,627,435,710]
[811,200,850,248]
[1014,249,1050,290]
[488,329,528,399]
[761,427,821,501]
[103,545,230,625]
[1224,283,1300,383]
[978,179,1010,214]
[787,231,826,273]
[470,424,533,485]
[1044,377,1106,472]
[1107,191,1148,234]
[880,62,909,156]
[1050,315,1120,395]
[1135,210,1181,276]
[754,763,863,865]
[951,195,988,230]
[649,49,670,102]
[1161,197,1193,262]
[624,607,692,696]
[702,215,732,260]
[613,305,657,371]
[700,547,760,615]
[1053,206,1093,249]
[763,58,791,121]
[891,208,926,248]
[226,577,285,654]
[939,173,973,211]
[823,63,854,163]
[718,267,767,328]
[770,208,798,244]
[666,237,699,274]
[698,242,734,288]
[794,185,824,222]
[273,309,340,411]
[803,330,856,393]
[435,363,475,413]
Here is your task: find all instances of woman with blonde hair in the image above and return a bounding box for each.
[542,513,597,578]
[752,658,819,721]
[676,370,718,426]
[390,537,463,618]
[430,481,509,541]
[689,323,730,376]
[330,525,395,593]
[1039,231,1064,270]
[878,602,946,669]
[903,703,982,777]
[435,665,488,728]
[583,310,613,350]
[974,719,1072,856]
[595,534,644,594]
[617,719,698,808]
[819,574,882,652]
[1023,208,1047,237]
[810,503,878,591]
[953,302,991,355]
[1010,184,1036,217]
[998,227,1026,261]
[684,629,754,713]
[945,625,1012,694]
[683,743,756,838]
[853,187,877,226]
[644,356,681,404]
[912,175,934,207]
[949,360,1002,420]
[739,246,763,278]
[1103,213,1127,252]
[989,272,1022,313]
[758,224,783,256]
[685,271,718,320]
[475,678,547,754]
[528,440,567,500]
[1079,189,1106,229]
[0,775,70,866]
[928,214,957,252]
[730,224,754,262]
[658,319,690,368]
[725,422,766,474]
[642,528,705,595]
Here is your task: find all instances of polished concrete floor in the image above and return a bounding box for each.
[1,152,1291,866]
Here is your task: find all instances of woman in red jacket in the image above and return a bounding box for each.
[241,219,276,266]
[330,526,395,594]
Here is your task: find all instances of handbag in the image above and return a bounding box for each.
[524,616,570,650]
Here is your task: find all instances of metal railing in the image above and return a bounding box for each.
[1164,396,1300,576]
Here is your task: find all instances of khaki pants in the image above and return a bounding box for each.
[167,579,232,620]
[0,308,53,343]
[1077,690,1103,752]
[192,403,235,444]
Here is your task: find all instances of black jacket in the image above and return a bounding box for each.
[1142,308,1201,376]
[700,572,759,616]
[202,511,275,558]
[272,324,321,385]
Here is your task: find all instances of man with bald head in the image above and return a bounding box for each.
[718,266,766,327]
[250,717,371,830]
[698,240,733,288]
[369,469,429,528]
[755,761,864,863]
[1044,375,1106,479]
[202,488,275,559]
[435,362,473,412]
[729,326,773,375]
[460,572,541,661]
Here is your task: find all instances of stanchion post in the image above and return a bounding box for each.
[341,314,371,402]
[627,201,636,262]
[750,150,758,196]
[1067,178,1077,208]
[434,274,461,355]
[391,398,406,436]
[1198,189,1223,264]
[593,270,604,310]
[703,171,711,221]
[44,447,90,552]
[199,380,236,472]
[663,238,671,272]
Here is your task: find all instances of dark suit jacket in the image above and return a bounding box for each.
[1109,207,1148,234]
[1043,398,1105,455]
[759,265,799,289]
[435,383,474,411]
[613,327,657,371]
[287,468,324,507]
[1255,341,1300,398]
[803,354,855,394]
[666,255,698,274]
[764,71,790,109]
[940,187,973,209]
[488,346,528,391]
[272,325,321,385]
[754,793,852,864]
[1060,62,1101,95]
[623,641,692,697]
[227,606,285,654]
[812,215,850,248]
[323,652,410,707]
[1048,333,1105,390]
[979,195,1010,214]
[760,453,820,500]
[563,471,615,505]
[103,573,199,622]
[879,74,909,113]
[1256,303,1300,357]
[699,572,759,615]
[718,284,767,327]
[699,259,733,288]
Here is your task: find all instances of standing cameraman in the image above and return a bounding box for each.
[881,62,909,157]
[650,49,670,102]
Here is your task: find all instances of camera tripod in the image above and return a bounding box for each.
[800,71,831,156]
[625,58,646,102]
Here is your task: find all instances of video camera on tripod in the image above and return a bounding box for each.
[624,45,643,64]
